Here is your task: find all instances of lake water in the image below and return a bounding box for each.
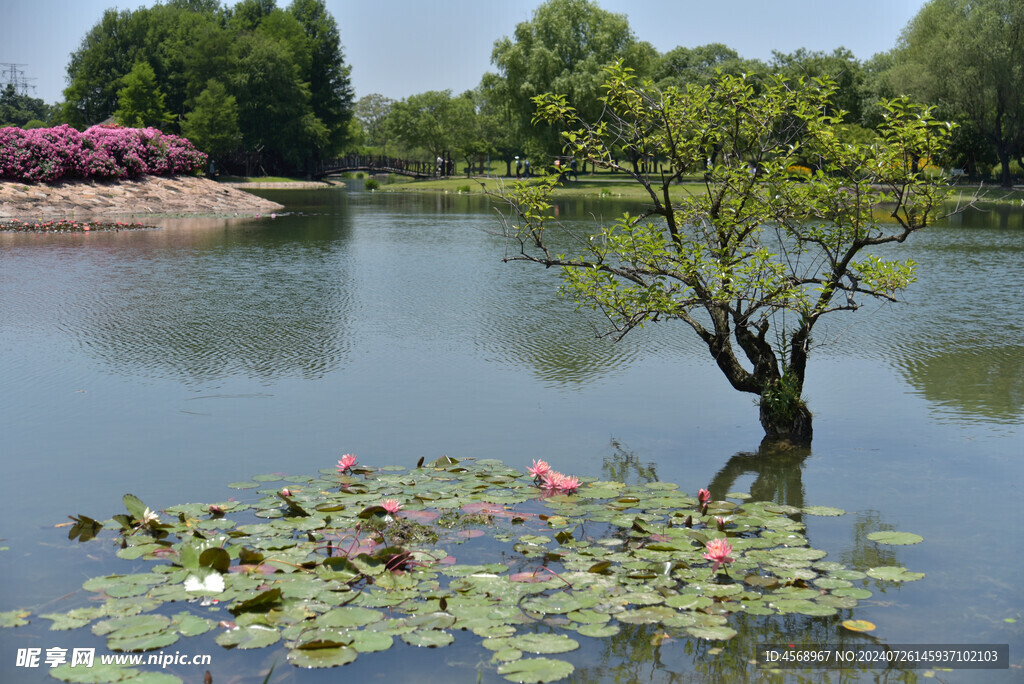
[1,185,1021,682]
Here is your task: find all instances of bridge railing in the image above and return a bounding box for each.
[317,155,438,178]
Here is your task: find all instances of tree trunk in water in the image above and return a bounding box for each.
[759,400,813,444]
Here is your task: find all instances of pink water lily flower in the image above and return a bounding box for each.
[540,470,565,490]
[703,538,735,572]
[381,499,403,514]
[698,488,711,506]
[557,474,580,493]
[527,459,551,478]
[337,454,358,472]
[540,470,580,493]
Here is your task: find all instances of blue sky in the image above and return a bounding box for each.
[1,0,927,105]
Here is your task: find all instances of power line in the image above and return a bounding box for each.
[1,63,38,96]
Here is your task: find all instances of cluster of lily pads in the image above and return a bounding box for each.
[0,219,154,233]
[2,456,924,683]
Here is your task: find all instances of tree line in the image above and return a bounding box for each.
[353,0,1023,187]
[1,0,1020,185]
[3,0,353,176]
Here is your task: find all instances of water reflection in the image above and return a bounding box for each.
[1,210,357,385]
[708,443,811,510]
[900,344,1024,423]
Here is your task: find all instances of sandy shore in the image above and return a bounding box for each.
[0,175,285,219]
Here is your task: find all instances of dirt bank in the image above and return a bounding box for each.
[0,175,284,219]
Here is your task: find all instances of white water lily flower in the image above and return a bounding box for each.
[140,507,160,526]
[184,572,225,594]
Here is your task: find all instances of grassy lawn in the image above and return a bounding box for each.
[379,175,708,200]
[380,174,1022,206]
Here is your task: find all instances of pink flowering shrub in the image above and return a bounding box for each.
[0,125,84,182]
[0,124,206,182]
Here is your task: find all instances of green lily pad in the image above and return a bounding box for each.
[0,609,30,628]
[287,645,358,668]
[48,663,143,683]
[107,630,180,653]
[317,606,385,628]
[349,630,394,653]
[576,623,619,638]
[867,566,926,582]
[866,531,924,545]
[227,481,261,490]
[498,657,575,682]
[401,630,455,647]
[802,506,846,516]
[42,611,97,631]
[686,624,738,640]
[521,594,583,615]
[215,624,281,649]
[510,633,580,654]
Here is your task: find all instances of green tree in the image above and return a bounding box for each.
[477,73,524,176]
[289,0,355,154]
[353,93,394,153]
[653,43,763,90]
[771,48,867,125]
[888,0,1024,186]
[180,79,241,166]
[0,84,51,127]
[500,64,953,443]
[62,8,146,126]
[388,90,473,162]
[114,61,172,128]
[490,0,651,160]
[230,31,325,173]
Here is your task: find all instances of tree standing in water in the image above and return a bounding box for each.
[500,63,954,443]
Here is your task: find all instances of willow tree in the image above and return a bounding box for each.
[499,64,953,443]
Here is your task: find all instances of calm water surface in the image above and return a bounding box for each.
[1,186,1021,682]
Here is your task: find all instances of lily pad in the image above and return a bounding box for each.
[686,624,738,641]
[215,625,281,649]
[497,657,575,683]
[401,630,455,647]
[802,506,846,516]
[867,566,926,582]
[866,531,924,545]
[0,609,30,628]
[48,663,145,683]
[286,644,358,668]
[842,619,877,632]
[510,633,580,654]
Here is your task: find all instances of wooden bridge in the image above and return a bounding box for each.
[314,155,440,179]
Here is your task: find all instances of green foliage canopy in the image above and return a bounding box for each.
[114,61,172,128]
[888,0,1024,185]
[180,79,241,165]
[61,0,353,174]
[0,85,51,128]
[490,0,655,158]
[500,64,954,442]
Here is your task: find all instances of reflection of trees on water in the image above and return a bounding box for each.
[579,442,921,681]
[707,442,811,511]
[75,212,356,385]
[600,437,660,485]
[899,345,1024,424]
[482,198,704,387]
[572,613,909,682]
